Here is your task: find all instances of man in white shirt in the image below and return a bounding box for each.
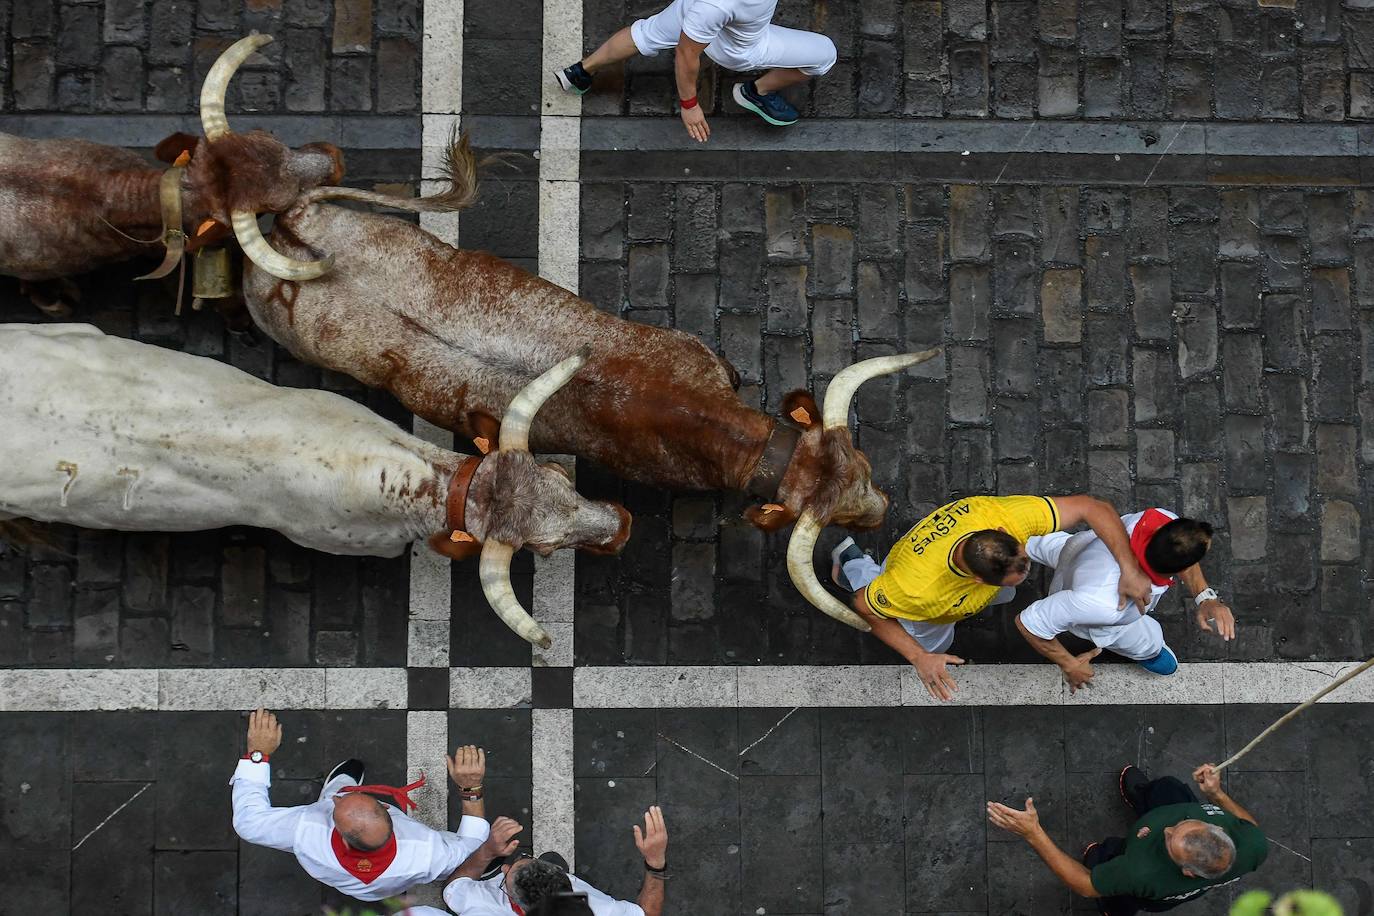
[443,806,669,916]
[1017,509,1237,691]
[558,0,837,139]
[230,708,504,903]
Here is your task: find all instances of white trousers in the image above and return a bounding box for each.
[630,0,838,76]
[843,555,1015,654]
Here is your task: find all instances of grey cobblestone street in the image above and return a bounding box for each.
[2,0,1373,914]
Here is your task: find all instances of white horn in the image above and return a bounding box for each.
[200,34,273,140]
[499,347,589,452]
[821,349,942,430]
[232,210,333,281]
[479,540,553,648]
[785,510,872,632]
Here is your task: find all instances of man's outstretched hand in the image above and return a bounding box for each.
[446,745,486,788]
[247,707,282,756]
[483,816,523,858]
[633,805,668,869]
[1196,600,1236,641]
[987,797,1042,839]
[1062,647,1101,694]
[913,652,964,702]
[681,106,710,143]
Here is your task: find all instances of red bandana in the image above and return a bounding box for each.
[339,773,426,814]
[330,829,398,884]
[509,902,524,915]
[1129,508,1176,587]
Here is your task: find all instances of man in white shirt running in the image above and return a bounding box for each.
[230,708,500,904]
[443,807,669,915]
[1016,509,1237,691]
[557,0,837,140]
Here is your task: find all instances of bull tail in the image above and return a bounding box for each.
[301,128,484,213]
[0,518,64,554]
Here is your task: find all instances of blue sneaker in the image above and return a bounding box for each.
[1137,645,1179,676]
[733,81,799,126]
[556,62,593,95]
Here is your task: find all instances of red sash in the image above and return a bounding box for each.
[330,829,398,884]
[339,773,426,814]
[1129,508,1176,587]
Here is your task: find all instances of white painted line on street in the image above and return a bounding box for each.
[532,708,576,867]
[71,782,153,851]
[5,663,1374,712]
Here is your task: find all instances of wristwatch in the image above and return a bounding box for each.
[1193,588,1219,607]
[243,750,269,764]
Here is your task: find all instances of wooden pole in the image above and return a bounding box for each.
[1216,656,1374,772]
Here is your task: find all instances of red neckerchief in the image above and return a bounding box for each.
[339,773,426,814]
[1129,508,1176,587]
[509,902,524,915]
[330,829,398,884]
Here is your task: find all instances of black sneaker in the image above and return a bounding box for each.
[327,758,366,786]
[732,81,799,126]
[538,851,570,871]
[556,62,593,95]
[1119,764,1148,813]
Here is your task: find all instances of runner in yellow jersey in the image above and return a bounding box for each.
[829,494,1152,701]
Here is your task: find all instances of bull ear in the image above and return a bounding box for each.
[155,132,200,164]
[744,502,798,532]
[781,391,820,428]
[466,411,501,455]
[428,531,482,561]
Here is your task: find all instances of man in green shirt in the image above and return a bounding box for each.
[987,763,1267,914]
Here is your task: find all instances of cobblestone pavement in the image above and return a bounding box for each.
[9,704,1372,915]
[3,0,1374,914]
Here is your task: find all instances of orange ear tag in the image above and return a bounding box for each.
[473,437,491,455]
[789,407,812,425]
[761,503,785,514]
[449,530,477,543]
[195,219,219,237]
[173,150,192,167]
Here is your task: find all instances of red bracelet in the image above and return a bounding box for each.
[680,96,698,110]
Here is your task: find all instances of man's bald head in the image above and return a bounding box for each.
[333,792,394,851]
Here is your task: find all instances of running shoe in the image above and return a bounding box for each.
[830,536,866,591]
[733,81,799,126]
[556,62,593,95]
[1118,764,1149,812]
[1137,645,1179,676]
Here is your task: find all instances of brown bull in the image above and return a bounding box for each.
[0,34,345,315]
[241,144,937,630]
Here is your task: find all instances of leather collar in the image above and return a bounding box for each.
[445,455,483,534]
[745,421,801,501]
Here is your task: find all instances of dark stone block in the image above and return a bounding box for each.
[1222,332,1263,411]
[1127,41,1167,118]
[1225,415,1267,493]
[0,713,70,846]
[154,851,236,916]
[27,563,72,630]
[858,39,899,114]
[948,44,990,116]
[1040,187,1080,265]
[1084,317,1130,387]
[992,317,1036,393]
[1214,47,1262,120]
[1168,58,1212,119]
[1272,451,1313,525]
[73,782,155,914]
[55,3,100,68]
[73,587,119,664]
[739,775,822,912]
[155,713,239,849]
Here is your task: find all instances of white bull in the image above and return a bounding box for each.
[0,324,630,645]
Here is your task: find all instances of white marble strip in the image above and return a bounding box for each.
[532,708,576,868]
[405,709,450,908]
[6,664,1374,711]
[450,666,534,708]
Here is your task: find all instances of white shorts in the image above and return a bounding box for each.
[630,0,837,76]
[1069,613,1166,662]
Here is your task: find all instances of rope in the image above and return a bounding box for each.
[1216,655,1374,771]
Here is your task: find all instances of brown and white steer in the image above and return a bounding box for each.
[0,324,629,646]
[240,152,938,630]
[0,34,362,315]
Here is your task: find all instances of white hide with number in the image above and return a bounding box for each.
[0,324,454,555]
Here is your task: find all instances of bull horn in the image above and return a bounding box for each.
[785,510,872,632]
[498,347,590,452]
[479,540,553,648]
[200,34,273,140]
[821,349,942,430]
[232,210,333,281]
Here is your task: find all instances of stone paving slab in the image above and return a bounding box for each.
[574,179,1374,667]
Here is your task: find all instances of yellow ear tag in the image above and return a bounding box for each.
[789,407,812,424]
[761,503,785,514]
[173,150,192,167]
[473,437,491,455]
[450,530,476,543]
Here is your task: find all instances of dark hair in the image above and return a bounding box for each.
[340,828,389,852]
[511,859,573,907]
[964,530,1028,583]
[1144,518,1213,574]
